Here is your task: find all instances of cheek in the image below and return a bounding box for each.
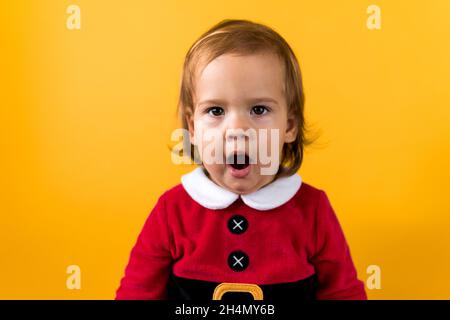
[193,116,222,136]
[254,112,287,130]
[193,119,226,165]
[252,129,281,159]
[204,162,223,170]
[192,118,212,145]
[195,122,222,142]
[252,116,275,129]
[254,116,287,150]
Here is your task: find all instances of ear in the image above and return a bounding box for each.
[284,112,298,143]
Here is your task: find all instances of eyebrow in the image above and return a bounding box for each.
[197,97,279,106]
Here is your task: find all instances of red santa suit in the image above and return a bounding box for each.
[115,167,367,300]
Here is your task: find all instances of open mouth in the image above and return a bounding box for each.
[226,153,251,178]
[227,153,250,170]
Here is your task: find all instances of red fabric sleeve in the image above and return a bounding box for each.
[311,191,367,300]
[115,194,173,300]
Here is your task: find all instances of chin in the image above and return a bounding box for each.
[224,178,258,195]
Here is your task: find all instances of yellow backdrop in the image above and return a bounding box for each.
[1,0,449,299]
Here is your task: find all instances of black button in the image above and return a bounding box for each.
[228,250,249,272]
[228,215,248,234]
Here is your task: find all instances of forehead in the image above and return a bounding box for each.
[194,52,285,105]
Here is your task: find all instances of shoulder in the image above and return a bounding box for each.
[289,180,332,212]
[158,183,190,203]
[156,182,200,211]
[292,180,325,202]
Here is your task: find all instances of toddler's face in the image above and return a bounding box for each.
[188,52,297,194]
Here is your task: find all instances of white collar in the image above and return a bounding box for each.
[181,167,302,211]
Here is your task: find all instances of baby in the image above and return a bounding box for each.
[116,19,367,300]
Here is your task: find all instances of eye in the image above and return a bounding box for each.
[251,105,269,116]
[206,106,224,117]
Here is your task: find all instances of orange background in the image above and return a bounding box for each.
[1,0,450,299]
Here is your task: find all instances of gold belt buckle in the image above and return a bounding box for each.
[212,283,263,300]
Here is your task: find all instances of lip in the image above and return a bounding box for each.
[227,163,252,178]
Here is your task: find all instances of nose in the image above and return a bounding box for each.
[225,110,251,142]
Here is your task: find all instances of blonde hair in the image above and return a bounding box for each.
[177,19,312,177]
